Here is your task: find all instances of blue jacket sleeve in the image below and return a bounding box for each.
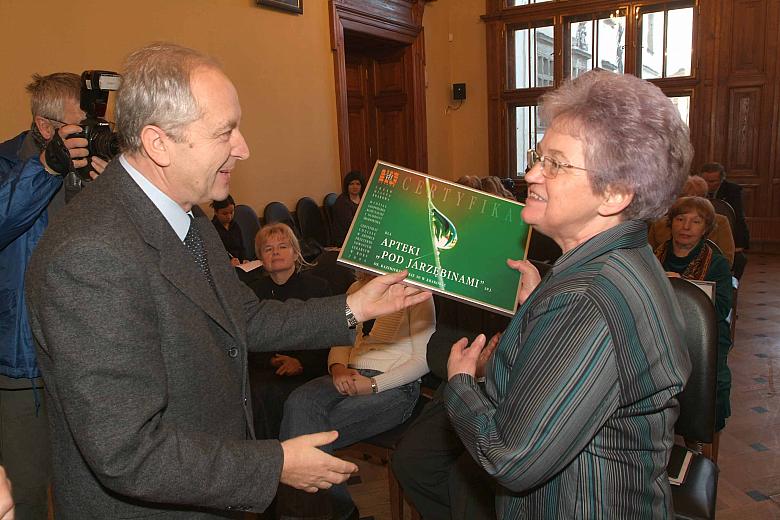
[0,156,63,249]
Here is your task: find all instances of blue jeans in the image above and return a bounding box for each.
[277,369,420,520]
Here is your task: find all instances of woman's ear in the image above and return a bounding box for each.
[599,185,634,217]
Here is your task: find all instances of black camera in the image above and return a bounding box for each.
[74,70,121,180]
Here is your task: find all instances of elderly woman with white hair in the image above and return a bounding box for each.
[395,70,694,520]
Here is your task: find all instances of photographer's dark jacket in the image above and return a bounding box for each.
[0,131,63,382]
[25,158,355,518]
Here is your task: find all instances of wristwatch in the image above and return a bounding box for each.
[369,377,378,394]
[345,303,358,329]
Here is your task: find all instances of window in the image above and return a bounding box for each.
[638,5,694,79]
[514,105,544,176]
[487,1,697,178]
[567,10,627,78]
[509,24,554,89]
[669,95,691,126]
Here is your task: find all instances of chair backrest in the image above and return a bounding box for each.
[710,198,737,239]
[296,197,329,247]
[263,201,300,236]
[322,192,339,246]
[233,204,261,261]
[704,238,723,258]
[670,277,718,444]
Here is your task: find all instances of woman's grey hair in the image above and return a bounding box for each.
[26,72,81,120]
[116,42,221,153]
[539,70,693,220]
[255,222,314,272]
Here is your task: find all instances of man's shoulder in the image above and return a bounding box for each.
[38,163,137,255]
[719,179,742,196]
[0,132,26,161]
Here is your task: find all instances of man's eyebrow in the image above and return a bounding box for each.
[213,120,237,136]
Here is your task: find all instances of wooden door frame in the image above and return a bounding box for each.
[329,0,429,177]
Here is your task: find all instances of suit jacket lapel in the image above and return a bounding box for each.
[109,163,235,336]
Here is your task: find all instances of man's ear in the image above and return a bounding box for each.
[140,125,172,167]
[34,116,55,141]
[598,185,634,217]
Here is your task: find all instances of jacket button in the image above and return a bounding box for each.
[228,347,238,358]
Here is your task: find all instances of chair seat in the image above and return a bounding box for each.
[671,454,719,520]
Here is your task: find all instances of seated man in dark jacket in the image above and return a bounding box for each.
[698,162,750,277]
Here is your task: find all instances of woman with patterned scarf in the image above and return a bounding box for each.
[655,196,733,442]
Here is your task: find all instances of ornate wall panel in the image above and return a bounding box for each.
[726,87,761,176]
[728,0,768,76]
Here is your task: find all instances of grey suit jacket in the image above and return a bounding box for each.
[25,160,355,519]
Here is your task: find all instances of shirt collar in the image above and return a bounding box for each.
[120,154,192,241]
[551,220,649,275]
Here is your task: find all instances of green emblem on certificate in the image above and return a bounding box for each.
[338,161,532,316]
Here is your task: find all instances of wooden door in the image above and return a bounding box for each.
[346,44,412,176]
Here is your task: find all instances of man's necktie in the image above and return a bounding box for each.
[184,215,216,290]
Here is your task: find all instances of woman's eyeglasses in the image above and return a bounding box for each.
[526,149,590,179]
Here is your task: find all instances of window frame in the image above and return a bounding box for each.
[485,0,700,179]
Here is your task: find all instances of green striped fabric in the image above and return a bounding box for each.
[445,220,691,519]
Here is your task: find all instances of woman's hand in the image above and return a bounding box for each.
[350,374,374,396]
[475,332,501,379]
[271,354,304,376]
[331,364,359,395]
[507,259,542,304]
[230,257,241,267]
[447,334,486,380]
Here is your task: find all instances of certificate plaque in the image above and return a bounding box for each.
[338,161,531,316]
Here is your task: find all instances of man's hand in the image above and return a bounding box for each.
[88,155,108,180]
[447,334,486,381]
[272,354,304,376]
[39,124,88,174]
[507,259,542,304]
[280,431,358,493]
[331,364,359,395]
[0,466,14,520]
[345,270,431,322]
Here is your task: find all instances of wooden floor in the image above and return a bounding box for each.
[345,253,780,520]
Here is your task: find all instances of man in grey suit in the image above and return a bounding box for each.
[25,42,429,519]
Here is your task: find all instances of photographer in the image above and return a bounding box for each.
[0,72,105,519]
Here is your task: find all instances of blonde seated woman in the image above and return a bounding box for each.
[247,223,332,439]
[276,272,435,520]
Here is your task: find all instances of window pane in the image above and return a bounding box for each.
[570,21,593,78]
[669,96,690,126]
[569,13,626,79]
[513,25,554,89]
[640,12,664,79]
[516,105,544,176]
[666,8,693,77]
